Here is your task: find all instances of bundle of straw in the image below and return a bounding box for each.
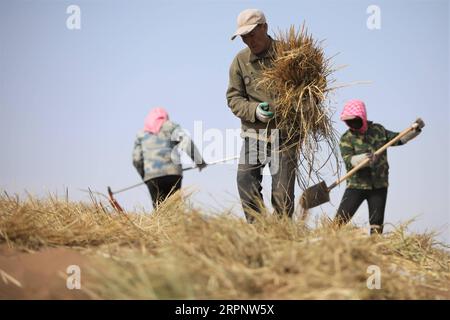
[258,25,339,186]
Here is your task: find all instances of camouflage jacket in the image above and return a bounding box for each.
[132,120,202,181]
[340,121,402,190]
[226,38,278,139]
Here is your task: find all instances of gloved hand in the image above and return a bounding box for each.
[367,152,380,167]
[414,118,425,130]
[350,153,371,168]
[401,118,425,144]
[197,161,207,172]
[255,102,274,123]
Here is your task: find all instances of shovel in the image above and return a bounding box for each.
[299,122,421,209]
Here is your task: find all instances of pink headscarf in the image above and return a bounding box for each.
[143,108,169,134]
[340,99,368,134]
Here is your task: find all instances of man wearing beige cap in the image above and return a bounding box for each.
[226,9,297,223]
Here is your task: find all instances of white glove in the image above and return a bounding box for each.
[350,153,371,168]
[401,117,424,144]
[255,102,274,123]
[400,130,421,144]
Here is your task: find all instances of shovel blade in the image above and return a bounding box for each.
[300,181,330,209]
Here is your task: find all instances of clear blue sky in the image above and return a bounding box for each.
[1,0,449,242]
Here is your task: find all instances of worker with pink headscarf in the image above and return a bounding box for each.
[132,108,206,208]
[334,99,424,234]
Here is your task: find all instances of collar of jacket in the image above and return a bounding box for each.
[349,121,373,135]
[248,36,276,63]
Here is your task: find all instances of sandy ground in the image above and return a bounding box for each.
[1,244,448,300]
[0,245,91,299]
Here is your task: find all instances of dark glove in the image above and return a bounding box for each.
[367,152,380,167]
[197,161,207,172]
[414,118,425,130]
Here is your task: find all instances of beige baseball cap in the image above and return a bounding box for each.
[231,9,266,40]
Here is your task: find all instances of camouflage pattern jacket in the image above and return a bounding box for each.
[340,121,402,190]
[132,120,202,181]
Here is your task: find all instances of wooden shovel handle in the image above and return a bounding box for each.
[328,123,419,191]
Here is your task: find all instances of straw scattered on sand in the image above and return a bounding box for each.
[1,192,449,299]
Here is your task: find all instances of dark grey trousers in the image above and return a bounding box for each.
[334,187,388,234]
[146,175,182,209]
[237,137,297,223]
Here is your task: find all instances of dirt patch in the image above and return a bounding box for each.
[0,245,91,299]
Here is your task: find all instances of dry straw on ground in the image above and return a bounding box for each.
[259,25,341,187]
[0,192,449,299]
